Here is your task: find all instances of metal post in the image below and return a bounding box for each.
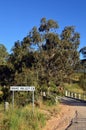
[65,90,68,96]
[71,92,73,98]
[32,90,34,113]
[78,94,81,99]
[12,91,14,109]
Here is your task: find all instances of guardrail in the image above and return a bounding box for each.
[65,90,86,101]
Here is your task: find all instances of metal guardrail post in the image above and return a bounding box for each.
[65,90,86,101]
[78,94,81,99]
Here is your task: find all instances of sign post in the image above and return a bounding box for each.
[33,90,34,113]
[10,86,35,111]
[12,91,14,109]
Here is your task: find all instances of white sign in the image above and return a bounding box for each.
[10,86,35,91]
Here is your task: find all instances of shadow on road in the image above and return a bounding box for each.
[60,97,86,106]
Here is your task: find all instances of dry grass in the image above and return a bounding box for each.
[0,104,47,130]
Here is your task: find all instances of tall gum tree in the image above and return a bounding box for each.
[8,18,80,91]
[0,44,8,65]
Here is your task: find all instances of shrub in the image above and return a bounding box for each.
[43,94,56,106]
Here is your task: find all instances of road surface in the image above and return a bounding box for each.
[61,97,86,130]
[42,97,86,130]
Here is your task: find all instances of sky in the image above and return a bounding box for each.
[0,0,86,54]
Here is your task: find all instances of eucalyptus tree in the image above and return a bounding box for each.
[38,19,80,86]
[8,18,80,92]
[0,44,10,86]
[0,44,8,65]
[8,39,35,85]
[27,18,81,89]
[60,26,80,81]
[38,18,60,88]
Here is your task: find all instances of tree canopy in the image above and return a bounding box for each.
[0,44,8,65]
[0,17,81,95]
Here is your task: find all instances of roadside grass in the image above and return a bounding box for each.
[0,104,47,130]
[0,73,84,130]
[40,103,60,117]
[0,101,60,130]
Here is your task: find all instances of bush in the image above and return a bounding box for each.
[43,94,56,106]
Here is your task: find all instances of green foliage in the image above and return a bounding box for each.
[1,107,46,130]
[39,17,59,32]
[43,95,56,106]
[0,17,81,102]
[79,74,86,91]
[0,65,13,86]
[1,86,10,102]
[64,82,84,93]
[0,44,8,65]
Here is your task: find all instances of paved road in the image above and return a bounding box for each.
[61,97,86,130]
[66,118,86,130]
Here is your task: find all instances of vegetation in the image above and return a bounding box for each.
[64,82,84,93]
[0,44,8,65]
[0,106,46,130]
[0,17,85,130]
[79,46,86,90]
[0,18,81,100]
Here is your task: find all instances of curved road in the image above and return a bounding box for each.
[60,97,86,130]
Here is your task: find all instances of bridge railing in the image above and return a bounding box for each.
[65,90,86,101]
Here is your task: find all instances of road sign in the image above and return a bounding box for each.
[10,86,35,91]
[10,86,35,112]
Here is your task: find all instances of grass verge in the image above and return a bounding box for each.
[0,105,46,130]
